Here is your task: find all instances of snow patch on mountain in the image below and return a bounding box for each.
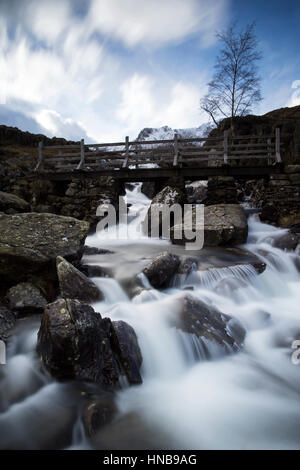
[136,123,213,143]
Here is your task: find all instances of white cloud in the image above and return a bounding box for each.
[89,0,228,47]
[288,80,300,106]
[36,109,90,140]
[0,0,219,142]
[116,74,207,138]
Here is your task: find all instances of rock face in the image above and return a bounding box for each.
[5,282,47,315]
[0,191,30,214]
[56,256,103,302]
[143,186,185,237]
[37,299,142,388]
[171,295,245,355]
[142,252,180,289]
[0,213,89,283]
[171,204,248,247]
[0,303,16,340]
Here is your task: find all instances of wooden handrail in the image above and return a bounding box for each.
[36,130,282,173]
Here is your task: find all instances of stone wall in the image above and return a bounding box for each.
[10,176,124,230]
[251,165,300,227]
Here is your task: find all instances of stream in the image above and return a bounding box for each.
[1,183,300,450]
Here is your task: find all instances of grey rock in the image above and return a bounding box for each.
[142,252,180,288]
[171,204,248,247]
[0,191,30,213]
[5,282,47,315]
[0,213,89,283]
[171,295,246,355]
[56,256,103,302]
[37,299,143,388]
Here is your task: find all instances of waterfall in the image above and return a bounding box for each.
[1,184,300,450]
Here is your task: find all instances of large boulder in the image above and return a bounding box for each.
[5,282,47,315]
[143,186,185,237]
[170,295,245,356]
[0,191,30,214]
[0,303,16,341]
[171,204,248,247]
[37,299,142,388]
[56,256,103,302]
[0,213,89,283]
[142,252,180,289]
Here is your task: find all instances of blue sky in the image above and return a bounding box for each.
[0,0,299,143]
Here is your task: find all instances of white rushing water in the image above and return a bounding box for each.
[1,183,300,449]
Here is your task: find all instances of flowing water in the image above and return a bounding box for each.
[1,183,300,450]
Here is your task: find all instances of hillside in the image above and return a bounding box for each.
[207,105,300,163]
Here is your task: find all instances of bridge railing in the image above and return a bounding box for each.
[34,128,282,172]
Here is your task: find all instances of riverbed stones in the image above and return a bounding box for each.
[5,282,47,315]
[142,252,180,288]
[0,213,90,283]
[171,204,248,247]
[37,299,142,388]
[56,256,103,302]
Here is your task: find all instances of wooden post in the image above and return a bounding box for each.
[223,130,229,164]
[173,133,179,166]
[122,136,129,168]
[275,127,282,163]
[34,141,44,171]
[77,139,85,169]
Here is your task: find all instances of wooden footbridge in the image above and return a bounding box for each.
[33,129,284,182]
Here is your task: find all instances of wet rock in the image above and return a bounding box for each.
[0,303,16,341]
[80,264,110,278]
[0,191,30,214]
[5,282,47,315]
[110,321,143,385]
[143,252,180,289]
[82,394,116,437]
[141,182,156,199]
[37,299,118,386]
[171,295,245,353]
[143,186,185,237]
[171,204,248,247]
[56,256,103,302]
[83,246,114,255]
[0,213,89,283]
[269,232,300,251]
[37,299,142,389]
[176,257,198,275]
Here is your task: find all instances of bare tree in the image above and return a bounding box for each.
[201,22,262,127]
